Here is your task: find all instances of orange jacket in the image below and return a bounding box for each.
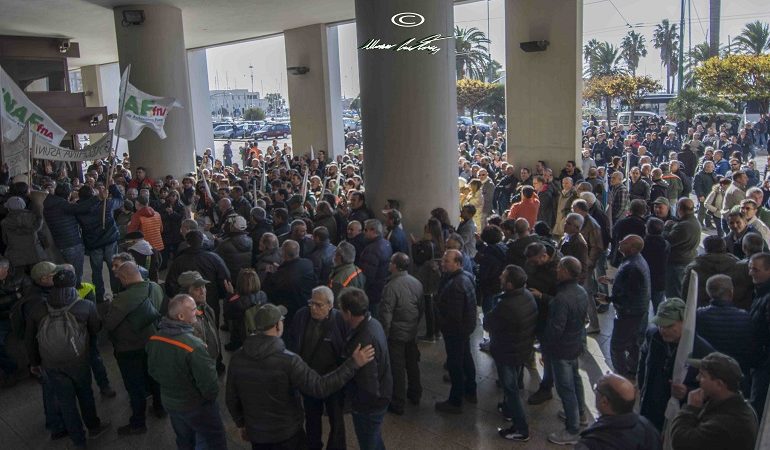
[128,206,164,251]
[507,196,541,229]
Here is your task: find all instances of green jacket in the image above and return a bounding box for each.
[103,281,164,353]
[663,213,702,265]
[147,317,219,412]
[193,302,221,362]
[328,263,366,302]
[670,393,757,450]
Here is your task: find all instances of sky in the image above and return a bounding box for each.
[205,0,770,100]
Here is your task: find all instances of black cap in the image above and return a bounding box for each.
[53,269,77,288]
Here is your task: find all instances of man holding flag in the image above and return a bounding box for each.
[637,298,714,431]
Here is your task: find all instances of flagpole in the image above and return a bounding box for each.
[104,64,131,230]
[28,130,35,186]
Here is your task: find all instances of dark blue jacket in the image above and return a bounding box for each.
[697,299,753,375]
[610,253,651,316]
[750,280,770,368]
[359,236,393,307]
[308,241,336,284]
[386,226,409,255]
[76,184,123,250]
[642,234,670,292]
[263,258,317,325]
[436,269,477,337]
[287,306,348,373]
[42,194,84,249]
[343,314,392,413]
[474,241,508,296]
[543,280,588,360]
[638,327,714,431]
[576,413,661,450]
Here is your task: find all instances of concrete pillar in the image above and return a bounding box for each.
[284,24,344,158]
[505,0,582,171]
[80,63,123,148]
[187,49,215,157]
[113,4,196,178]
[355,0,458,233]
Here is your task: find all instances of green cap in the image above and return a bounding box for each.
[31,262,66,282]
[687,352,743,391]
[652,197,670,207]
[177,271,210,289]
[252,304,288,331]
[652,298,686,327]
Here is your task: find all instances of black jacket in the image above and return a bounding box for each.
[641,235,670,292]
[287,307,348,374]
[308,241,336,284]
[697,299,753,376]
[750,280,770,367]
[343,314,392,413]
[483,288,537,367]
[474,241,508,296]
[543,280,588,360]
[263,258,317,325]
[226,334,359,444]
[359,236,393,306]
[42,194,84,249]
[610,253,651,316]
[436,269,477,337]
[670,394,757,450]
[576,413,661,450]
[215,232,253,282]
[164,245,231,306]
[76,184,123,250]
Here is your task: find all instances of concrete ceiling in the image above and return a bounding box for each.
[0,0,359,68]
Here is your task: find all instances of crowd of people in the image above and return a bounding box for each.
[0,112,768,449]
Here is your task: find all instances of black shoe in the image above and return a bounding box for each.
[216,362,226,375]
[152,405,167,419]
[100,387,117,398]
[498,426,530,442]
[527,388,553,405]
[117,424,147,436]
[442,374,451,383]
[434,400,462,414]
[388,405,404,415]
[88,421,111,439]
[408,396,421,406]
[224,341,242,351]
[219,323,230,332]
[464,393,478,404]
[50,430,69,440]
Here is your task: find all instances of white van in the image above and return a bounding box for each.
[617,111,658,126]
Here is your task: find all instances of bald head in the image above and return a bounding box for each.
[619,234,644,256]
[596,373,636,415]
[115,261,143,286]
[677,198,695,217]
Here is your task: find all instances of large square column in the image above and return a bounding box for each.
[505,0,582,171]
[187,49,215,156]
[113,4,196,178]
[355,0,458,233]
[284,24,344,158]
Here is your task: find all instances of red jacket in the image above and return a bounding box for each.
[508,196,540,229]
[128,176,154,190]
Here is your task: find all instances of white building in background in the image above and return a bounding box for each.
[210,89,269,117]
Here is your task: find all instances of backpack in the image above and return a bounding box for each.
[37,301,88,366]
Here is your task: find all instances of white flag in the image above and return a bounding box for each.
[665,272,699,421]
[0,65,67,145]
[4,123,30,177]
[117,68,181,141]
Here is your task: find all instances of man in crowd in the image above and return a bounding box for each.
[263,240,317,327]
[359,219,393,317]
[147,294,226,449]
[663,198,701,298]
[229,302,374,449]
[749,252,770,418]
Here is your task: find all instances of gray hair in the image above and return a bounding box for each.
[167,294,195,319]
[181,219,199,232]
[566,212,584,229]
[336,241,356,264]
[706,274,733,301]
[363,219,383,236]
[312,286,334,306]
[282,239,300,259]
[260,232,279,250]
[743,232,765,257]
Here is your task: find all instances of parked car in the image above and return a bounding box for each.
[343,118,360,132]
[213,124,247,139]
[255,123,291,140]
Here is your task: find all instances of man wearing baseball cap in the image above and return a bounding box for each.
[670,352,758,449]
[225,303,375,448]
[637,298,714,431]
[177,271,224,375]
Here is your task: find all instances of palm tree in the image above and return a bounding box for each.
[620,30,648,75]
[684,42,712,88]
[455,26,491,80]
[709,0,721,57]
[584,39,601,63]
[734,21,770,55]
[584,41,624,78]
[653,19,679,93]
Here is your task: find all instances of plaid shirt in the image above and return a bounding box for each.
[609,184,629,224]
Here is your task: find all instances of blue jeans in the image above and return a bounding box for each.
[87,242,117,303]
[40,369,65,434]
[0,319,17,375]
[351,407,387,450]
[552,358,585,434]
[47,365,101,446]
[665,264,687,299]
[59,243,85,287]
[443,334,477,406]
[593,251,609,296]
[167,400,228,450]
[538,338,554,391]
[89,334,110,390]
[497,364,529,435]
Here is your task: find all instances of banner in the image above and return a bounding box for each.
[0,64,67,145]
[117,67,181,141]
[32,131,113,162]
[4,123,30,177]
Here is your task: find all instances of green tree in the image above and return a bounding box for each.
[583,77,614,122]
[653,19,680,93]
[456,78,493,120]
[264,93,285,115]
[350,94,360,111]
[696,54,770,113]
[455,26,491,80]
[584,41,624,79]
[621,30,648,75]
[243,107,265,121]
[478,83,505,117]
[604,75,661,122]
[734,21,770,55]
[666,88,735,122]
[683,42,713,88]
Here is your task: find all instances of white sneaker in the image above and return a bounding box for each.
[548,430,580,445]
